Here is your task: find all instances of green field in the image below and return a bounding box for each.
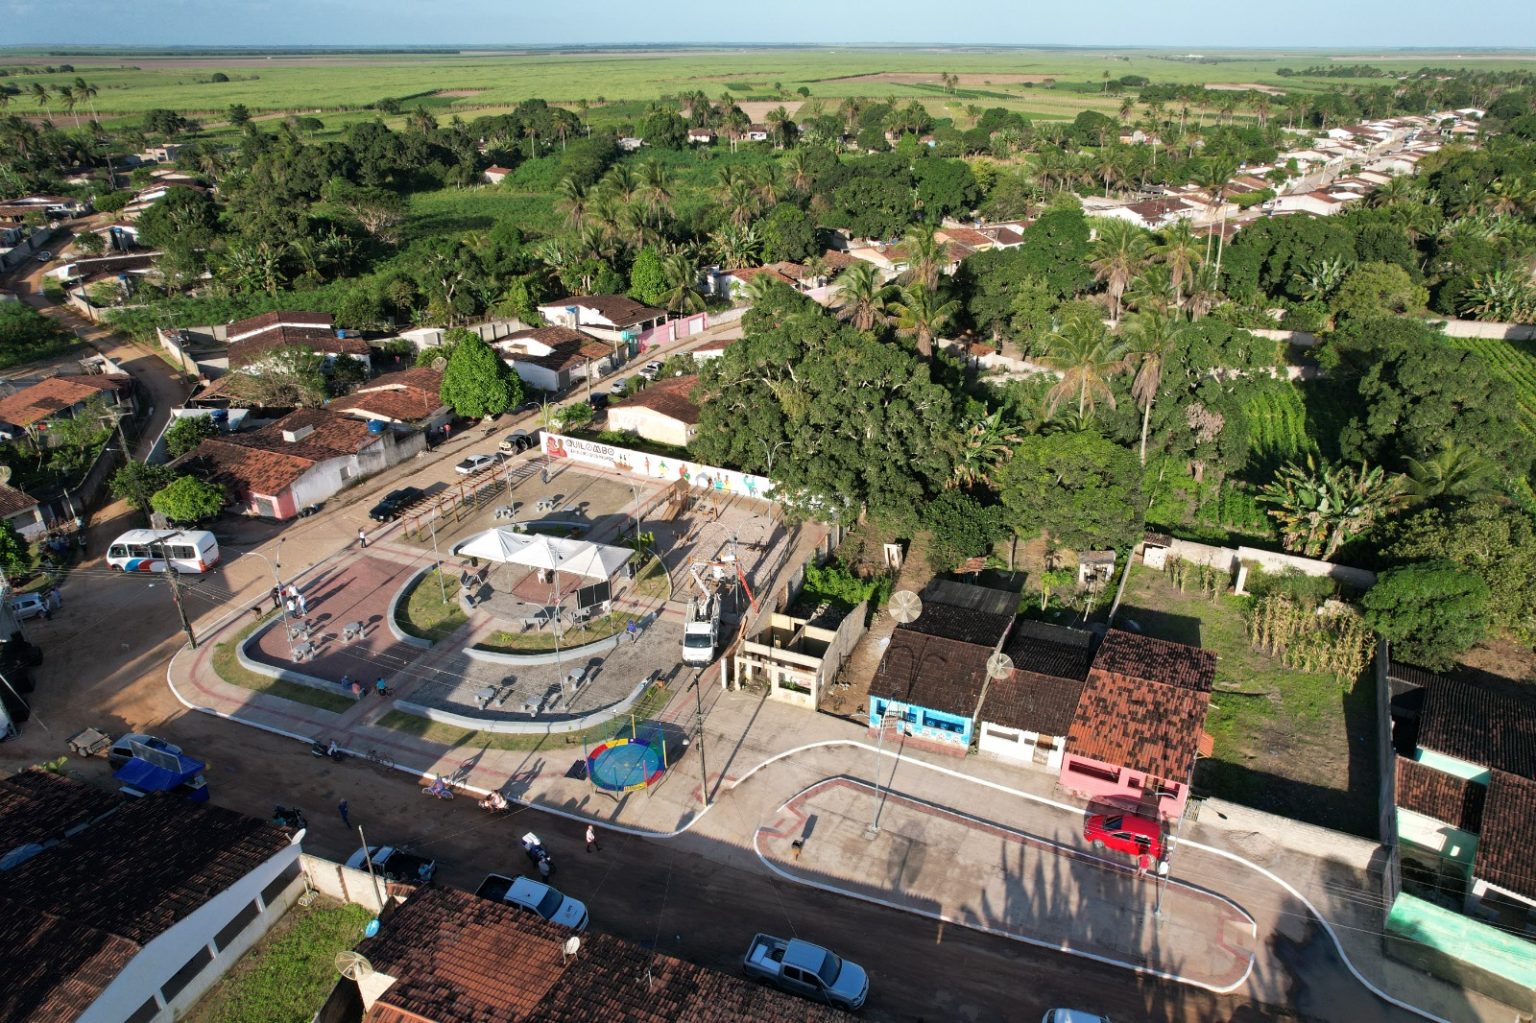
[5,47,1534,124]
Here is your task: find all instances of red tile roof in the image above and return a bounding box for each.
[1475,771,1536,901]
[0,375,132,429]
[228,325,369,368]
[333,367,446,423]
[182,437,316,498]
[357,886,852,1023]
[1418,676,1536,779]
[609,374,701,424]
[544,294,664,327]
[0,785,294,1023]
[870,629,993,719]
[1395,756,1485,832]
[1067,630,1216,782]
[0,482,39,517]
[501,325,591,349]
[226,310,333,339]
[979,621,1095,733]
[241,407,380,460]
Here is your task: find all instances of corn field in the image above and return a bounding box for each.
[1243,379,1318,475]
[1245,593,1375,684]
[1165,555,1229,600]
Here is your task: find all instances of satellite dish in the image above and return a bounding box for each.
[431,357,448,371]
[986,651,1015,679]
[888,590,922,624]
[335,950,374,980]
[562,935,581,962]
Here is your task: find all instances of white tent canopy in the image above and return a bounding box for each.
[456,528,634,579]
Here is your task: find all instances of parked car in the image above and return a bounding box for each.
[8,593,47,622]
[35,250,52,263]
[475,873,588,930]
[742,933,868,1011]
[1042,1011,1112,1023]
[108,732,182,770]
[589,393,609,410]
[499,429,541,454]
[369,486,424,522]
[347,845,437,884]
[455,453,502,475]
[1083,812,1162,860]
[609,376,630,396]
[639,361,664,380]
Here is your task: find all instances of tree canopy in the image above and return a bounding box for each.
[439,328,522,418]
[151,475,226,523]
[1363,561,1490,670]
[999,430,1143,551]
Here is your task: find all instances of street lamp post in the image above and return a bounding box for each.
[244,540,293,656]
[865,702,909,840]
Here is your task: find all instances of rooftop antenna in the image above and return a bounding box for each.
[335,950,374,981]
[888,590,922,625]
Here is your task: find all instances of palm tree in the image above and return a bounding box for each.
[1402,442,1498,506]
[709,222,761,270]
[660,251,705,314]
[1460,268,1536,322]
[29,83,52,124]
[1258,458,1405,560]
[784,149,814,193]
[555,177,588,230]
[603,164,638,205]
[1184,263,1222,321]
[724,178,759,228]
[833,261,889,332]
[1292,256,1354,306]
[753,164,782,207]
[57,85,80,127]
[901,226,946,290]
[952,410,1022,489]
[887,283,956,359]
[1088,218,1152,323]
[1199,156,1238,274]
[1036,312,1128,420]
[1124,266,1176,316]
[1122,309,1190,465]
[638,159,673,221]
[1155,219,1203,307]
[765,106,789,149]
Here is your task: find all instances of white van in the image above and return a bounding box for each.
[105,529,220,574]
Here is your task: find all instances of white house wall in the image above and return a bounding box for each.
[507,360,563,394]
[605,406,694,448]
[76,838,303,1023]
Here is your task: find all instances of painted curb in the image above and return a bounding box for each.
[386,565,436,650]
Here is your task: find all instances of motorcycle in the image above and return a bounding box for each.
[478,791,509,813]
[272,805,308,830]
[310,739,348,762]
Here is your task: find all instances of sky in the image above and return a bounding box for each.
[3,0,1535,49]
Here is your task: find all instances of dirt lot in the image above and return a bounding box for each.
[826,72,1057,85]
[732,100,804,122]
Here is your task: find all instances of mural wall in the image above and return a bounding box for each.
[542,431,776,502]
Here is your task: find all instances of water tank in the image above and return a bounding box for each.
[209,409,229,422]
[336,329,347,339]
[367,419,387,434]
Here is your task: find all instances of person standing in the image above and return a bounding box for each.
[375,676,388,698]
[348,677,362,701]
[338,800,350,827]
[537,854,552,880]
[358,527,368,549]
[295,589,308,616]
[270,585,282,612]
[585,824,600,854]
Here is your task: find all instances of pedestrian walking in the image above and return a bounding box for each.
[46,587,61,610]
[295,590,308,616]
[375,676,389,698]
[270,586,282,612]
[537,854,552,880]
[348,677,362,701]
[284,596,296,616]
[585,824,599,854]
[338,800,350,827]
[358,527,368,549]
[625,620,640,644]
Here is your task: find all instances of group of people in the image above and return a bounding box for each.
[343,675,391,700]
[270,582,308,617]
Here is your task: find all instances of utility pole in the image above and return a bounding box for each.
[357,825,386,911]
[162,557,197,649]
[691,670,710,809]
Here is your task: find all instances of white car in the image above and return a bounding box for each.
[8,593,47,621]
[454,453,500,475]
[639,361,663,379]
[475,873,588,930]
[1042,1011,1112,1023]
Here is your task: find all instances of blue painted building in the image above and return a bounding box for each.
[867,581,1016,754]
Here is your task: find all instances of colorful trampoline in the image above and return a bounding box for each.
[586,724,668,793]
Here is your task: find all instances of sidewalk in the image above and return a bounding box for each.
[757,777,1256,993]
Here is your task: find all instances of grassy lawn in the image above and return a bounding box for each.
[1116,564,1377,835]
[394,569,465,642]
[475,611,640,653]
[377,678,674,753]
[182,900,372,1023]
[632,556,671,601]
[211,613,355,714]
